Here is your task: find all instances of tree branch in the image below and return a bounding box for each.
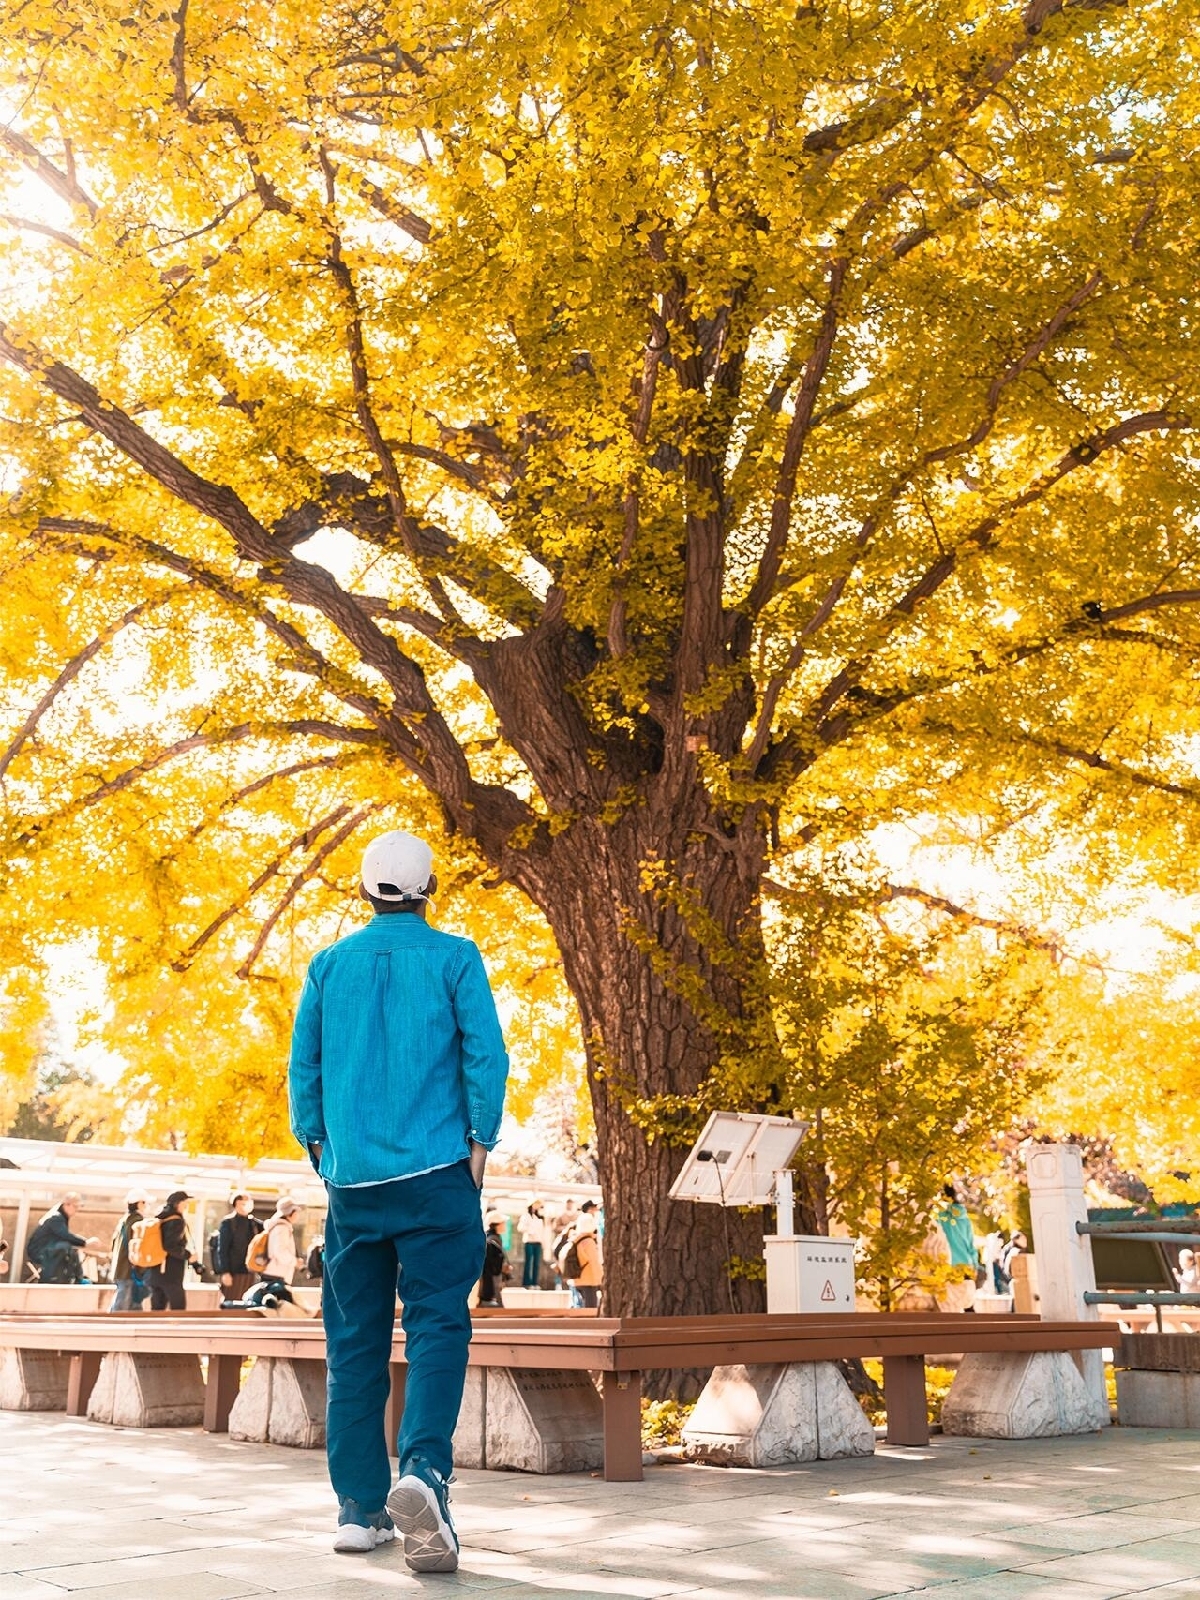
[180,754,351,844]
[1093,589,1200,624]
[608,309,669,658]
[38,518,395,733]
[0,324,483,809]
[270,472,540,632]
[236,801,383,978]
[746,259,848,618]
[173,804,355,971]
[0,325,277,563]
[0,593,175,782]
[1,213,88,253]
[0,126,99,217]
[324,230,469,636]
[758,410,1194,783]
[881,883,1064,958]
[885,411,1192,627]
[1023,732,1200,804]
[18,720,382,847]
[360,179,432,245]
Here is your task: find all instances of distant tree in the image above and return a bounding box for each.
[5,1058,101,1144]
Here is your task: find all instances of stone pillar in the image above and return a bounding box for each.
[449,1367,604,1472]
[1025,1142,1108,1422]
[942,1350,1108,1438]
[452,1366,487,1469]
[227,1357,326,1447]
[1116,1369,1200,1427]
[1114,1333,1200,1427]
[682,1363,875,1467]
[228,1356,272,1442]
[267,1359,325,1448]
[0,1347,70,1411]
[86,1352,205,1427]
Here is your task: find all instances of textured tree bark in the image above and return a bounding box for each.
[509,799,775,1330]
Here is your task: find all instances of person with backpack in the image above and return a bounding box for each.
[479,1212,509,1306]
[108,1192,149,1312]
[246,1197,301,1283]
[571,1213,603,1309]
[216,1192,264,1300]
[26,1194,101,1284]
[306,1236,325,1282]
[289,828,509,1568]
[142,1191,197,1311]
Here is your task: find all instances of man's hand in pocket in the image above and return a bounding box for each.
[469,1140,487,1189]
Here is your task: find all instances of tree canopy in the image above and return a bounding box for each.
[2,0,1200,1311]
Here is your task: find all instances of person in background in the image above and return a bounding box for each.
[998,1230,1027,1293]
[1174,1247,1199,1295]
[26,1193,101,1284]
[306,1234,326,1283]
[549,1201,577,1289]
[517,1202,547,1290]
[936,1183,979,1313]
[109,1192,149,1312]
[261,1197,301,1284]
[479,1212,508,1306]
[981,1229,1007,1294]
[147,1190,197,1311]
[217,1192,263,1300]
[572,1212,603,1309]
[289,828,509,1569]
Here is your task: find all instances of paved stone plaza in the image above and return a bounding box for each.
[4,1412,1200,1599]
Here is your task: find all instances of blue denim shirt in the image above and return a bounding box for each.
[288,914,510,1187]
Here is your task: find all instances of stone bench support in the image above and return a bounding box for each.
[452,1366,605,1473]
[941,1350,1108,1438]
[86,1352,205,1428]
[229,1356,325,1448]
[682,1362,875,1467]
[1115,1332,1200,1427]
[1116,1369,1200,1427]
[0,1347,71,1411]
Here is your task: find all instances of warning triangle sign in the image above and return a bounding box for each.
[820,1279,837,1302]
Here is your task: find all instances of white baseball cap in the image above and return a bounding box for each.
[361,830,434,902]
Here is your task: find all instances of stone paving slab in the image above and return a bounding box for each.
[3,1411,1200,1597]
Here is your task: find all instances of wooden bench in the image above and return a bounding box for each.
[0,1309,1110,1480]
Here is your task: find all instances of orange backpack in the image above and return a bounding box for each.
[244,1224,272,1275]
[128,1217,167,1270]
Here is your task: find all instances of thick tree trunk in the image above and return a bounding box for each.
[515,798,774,1323]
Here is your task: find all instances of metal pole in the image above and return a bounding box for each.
[1083,1291,1200,1306]
[1076,1224,1200,1246]
[773,1170,795,1237]
[11,1192,31,1282]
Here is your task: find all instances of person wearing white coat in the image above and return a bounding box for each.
[517,1202,549,1289]
[262,1198,302,1284]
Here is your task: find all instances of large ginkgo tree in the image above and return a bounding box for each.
[2,0,1199,1315]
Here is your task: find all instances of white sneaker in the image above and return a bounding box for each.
[387,1460,459,1573]
[333,1522,396,1553]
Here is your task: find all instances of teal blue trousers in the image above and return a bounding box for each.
[322,1159,484,1512]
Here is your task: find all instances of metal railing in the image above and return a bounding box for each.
[1075,1222,1200,1331]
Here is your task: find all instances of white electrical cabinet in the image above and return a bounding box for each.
[764,1234,857,1314]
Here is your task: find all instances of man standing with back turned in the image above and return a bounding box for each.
[289,830,509,1570]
